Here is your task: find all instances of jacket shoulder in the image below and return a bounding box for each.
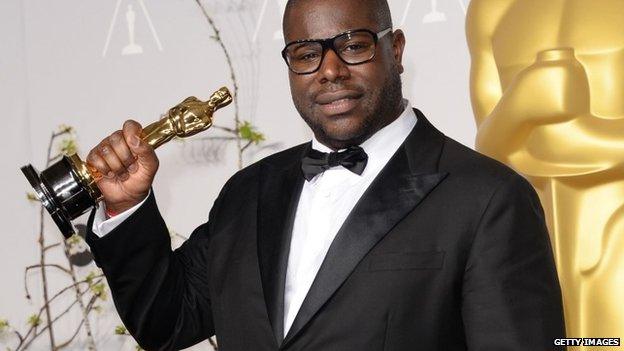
[439,136,529,191]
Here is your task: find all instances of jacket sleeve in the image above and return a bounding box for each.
[461,174,566,350]
[86,185,228,351]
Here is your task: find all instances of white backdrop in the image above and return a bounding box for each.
[0,0,473,349]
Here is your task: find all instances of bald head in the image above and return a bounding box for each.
[283,0,393,39]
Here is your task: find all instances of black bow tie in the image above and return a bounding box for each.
[301,145,369,181]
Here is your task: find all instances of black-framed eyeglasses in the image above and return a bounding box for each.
[281,28,393,75]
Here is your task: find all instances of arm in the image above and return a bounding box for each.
[474,49,624,176]
[509,117,624,177]
[86,186,227,351]
[82,116,231,350]
[461,174,566,350]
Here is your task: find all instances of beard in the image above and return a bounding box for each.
[293,69,404,149]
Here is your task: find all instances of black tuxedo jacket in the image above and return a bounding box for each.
[86,110,565,351]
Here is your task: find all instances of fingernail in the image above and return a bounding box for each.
[119,172,129,181]
[127,163,138,173]
[105,171,115,179]
[131,135,141,148]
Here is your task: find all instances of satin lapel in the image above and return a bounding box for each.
[282,110,449,346]
[257,144,308,346]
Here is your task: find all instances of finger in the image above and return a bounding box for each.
[123,120,158,173]
[97,142,128,180]
[86,148,111,180]
[122,119,143,141]
[108,130,137,173]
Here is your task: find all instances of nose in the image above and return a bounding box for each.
[317,48,350,83]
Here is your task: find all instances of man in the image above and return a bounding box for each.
[85,0,566,350]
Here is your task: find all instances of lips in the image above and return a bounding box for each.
[315,90,363,115]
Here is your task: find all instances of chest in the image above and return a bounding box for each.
[292,170,371,243]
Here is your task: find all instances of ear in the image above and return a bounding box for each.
[391,29,406,74]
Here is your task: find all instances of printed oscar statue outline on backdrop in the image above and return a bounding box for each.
[423,0,447,23]
[467,0,624,346]
[102,0,163,57]
[418,0,467,25]
[122,4,143,56]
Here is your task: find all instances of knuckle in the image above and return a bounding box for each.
[99,144,111,155]
[123,157,135,167]
[109,131,123,143]
[87,150,97,161]
[109,164,123,174]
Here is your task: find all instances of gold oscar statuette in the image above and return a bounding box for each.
[22,87,233,238]
[467,0,624,346]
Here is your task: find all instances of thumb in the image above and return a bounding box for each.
[122,120,158,172]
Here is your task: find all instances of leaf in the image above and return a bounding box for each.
[59,138,78,156]
[237,121,265,145]
[85,271,97,285]
[26,192,40,203]
[27,314,41,327]
[91,282,107,300]
[0,318,9,332]
[66,234,81,246]
[58,124,74,134]
[114,325,127,335]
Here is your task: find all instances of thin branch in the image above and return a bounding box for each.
[54,295,98,350]
[46,277,103,308]
[51,129,72,139]
[15,278,103,350]
[19,299,80,351]
[196,136,238,141]
[12,329,25,345]
[211,125,237,134]
[62,240,97,350]
[38,132,58,349]
[194,0,243,169]
[43,243,62,251]
[19,288,100,351]
[24,264,72,299]
[25,263,71,275]
[16,128,106,351]
[241,140,254,152]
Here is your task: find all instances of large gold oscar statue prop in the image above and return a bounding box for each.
[22,87,232,238]
[467,1,624,347]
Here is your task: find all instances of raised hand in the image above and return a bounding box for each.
[86,120,159,214]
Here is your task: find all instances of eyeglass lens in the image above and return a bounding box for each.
[285,31,377,74]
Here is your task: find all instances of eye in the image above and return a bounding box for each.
[295,51,321,62]
[342,42,371,53]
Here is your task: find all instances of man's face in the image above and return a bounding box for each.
[283,0,406,150]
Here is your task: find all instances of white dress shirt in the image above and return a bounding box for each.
[92,101,417,337]
[283,102,416,336]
